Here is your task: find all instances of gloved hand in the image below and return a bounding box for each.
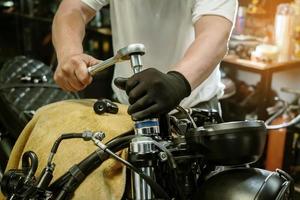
[114,68,191,120]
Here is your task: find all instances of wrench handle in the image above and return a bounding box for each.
[88,57,116,77]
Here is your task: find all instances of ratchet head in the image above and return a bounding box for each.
[115,43,146,61]
[88,43,145,76]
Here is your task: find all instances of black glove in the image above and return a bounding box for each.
[114,68,191,120]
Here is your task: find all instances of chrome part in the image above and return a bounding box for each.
[130,54,143,73]
[159,152,168,162]
[119,44,158,200]
[130,137,157,200]
[134,118,160,136]
[88,43,145,76]
[266,113,300,129]
[93,131,106,141]
[132,167,155,200]
[130,137,155,154]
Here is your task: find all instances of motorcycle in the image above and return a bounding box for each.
[0,44,297,200]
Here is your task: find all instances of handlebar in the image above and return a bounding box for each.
[264,94,300,130]
[265,113,300,130]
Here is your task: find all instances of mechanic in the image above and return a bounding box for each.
[52,0,237,120]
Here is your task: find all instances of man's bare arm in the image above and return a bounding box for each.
[174,15,233,90]
[52,0,98,91]
[52,0,94,62]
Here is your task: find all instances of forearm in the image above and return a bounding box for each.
[52,0,95,63]
[174,16,232,90]
[52,0,98,91]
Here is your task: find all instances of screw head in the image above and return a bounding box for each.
[159,152,168,162]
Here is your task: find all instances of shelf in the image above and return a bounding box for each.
[1,10,112,35]
[221,55,300,120]
[1,11,52,23]
[222,55,300,73]
[86,26,112,36]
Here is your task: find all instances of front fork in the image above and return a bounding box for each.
[129,119,160,200]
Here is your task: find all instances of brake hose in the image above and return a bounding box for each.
[52,133,171,200]
[49,134,135,191]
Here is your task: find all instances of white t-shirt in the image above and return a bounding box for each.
[81,0,237,107]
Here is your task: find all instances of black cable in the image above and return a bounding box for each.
[151,140,177,170]
[54,141,134,200]
[47,133,84,166]
[102,148,171,200]
[150,140,186,200]
[176,106,197,128]
[105,135,174,199]
[50,133,84,154]
[50,131,135,189]
[49,133,135,190]
[105,129,134,144]
[169,116,184,135]
[53,133,171,200]
[21,151,38,183]
[104,134,173,199]
[47,130,170,199]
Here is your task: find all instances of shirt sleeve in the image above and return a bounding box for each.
[81,0,109,11]
[192,0,238,24]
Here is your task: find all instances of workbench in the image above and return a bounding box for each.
[221,56,300,120]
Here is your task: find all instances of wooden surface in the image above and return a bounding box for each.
[222,55,300,73]
[221,55,300,120]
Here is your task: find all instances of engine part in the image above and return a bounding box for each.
[185,120,267,166]
[93,99,118,114]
